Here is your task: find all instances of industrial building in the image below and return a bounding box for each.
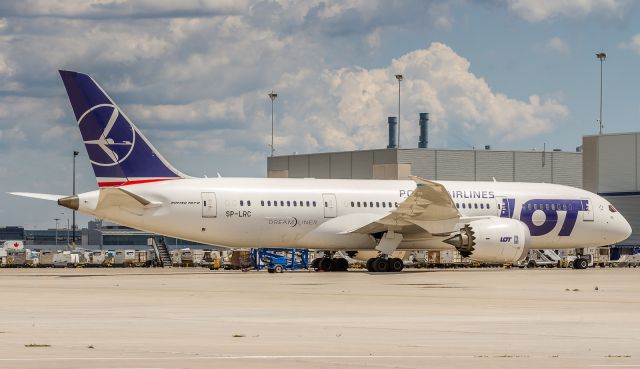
[268,113,582,187]
[267,147,582,187]
[584,132,640,254]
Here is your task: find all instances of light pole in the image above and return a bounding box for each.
[72,150,78,245]
[62,212,69,248]
[268,91,278,157]
[596,52,606,135]
[54,218,60,248]
[395,74,403,148]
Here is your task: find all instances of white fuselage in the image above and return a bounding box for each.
[74,178,631,251]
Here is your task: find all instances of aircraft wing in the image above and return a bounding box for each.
[348,176,460,236]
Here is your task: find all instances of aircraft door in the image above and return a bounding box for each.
[322,193,337,218]
[496,196,515,219]
[581,198,594,221]
[201,192,217,218]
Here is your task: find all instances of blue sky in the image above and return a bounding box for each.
[0,0,639,228]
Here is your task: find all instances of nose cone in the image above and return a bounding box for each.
[611,215,632,244]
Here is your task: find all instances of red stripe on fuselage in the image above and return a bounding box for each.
[98,178,177,187]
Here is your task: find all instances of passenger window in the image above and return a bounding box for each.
[300,201,304,207]
[324,202,328,207]
[456,203,459,208]
[287,201,290,206]
[363,202,367,208]
[551,204,556,211]
[351,201,355,207]
[487,204,490,210]
[370,202,373,208]
[382,202,386,208]
[274,201,277,207]
[480,203,484,209]
[474,203,478,209]
[462,203,466,209]
[261,200,264,206]
[468,203,471,209]
[240,200,244,206]
[293,201,297,206]
[376,202,380,208]
[395,202,399,208]
[313,201,316,207]
[247,200,251,206]
[267,201,271,206]
[306,201,310,207]
[357,202,361,207]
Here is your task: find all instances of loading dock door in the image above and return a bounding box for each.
[322,193,337,218]
[201,192,217,218]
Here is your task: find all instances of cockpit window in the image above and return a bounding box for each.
[609,204,618,213]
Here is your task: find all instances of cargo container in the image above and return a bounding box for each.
[39,250,57,267]
[88,250,106,266]
[113,249,136,267]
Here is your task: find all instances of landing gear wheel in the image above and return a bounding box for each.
[366,258,375,272]
[372,258,389,273]
[333,258,349,272]
[575,258,588,269]
[527,260,537,269]
[318,257,333,272]
[390,258,404,272]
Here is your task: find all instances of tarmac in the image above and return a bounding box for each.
[0,267,638,369]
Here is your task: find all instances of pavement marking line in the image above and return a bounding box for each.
[591,366,640,367]
[0,355,479,361]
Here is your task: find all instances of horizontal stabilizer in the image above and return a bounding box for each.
[8,192,66,201]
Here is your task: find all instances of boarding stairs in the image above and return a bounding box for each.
[524,249,562,267]
[149,236,173,267]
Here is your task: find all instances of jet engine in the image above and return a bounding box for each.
[444,217,529,264]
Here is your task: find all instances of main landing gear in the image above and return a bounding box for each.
[311,254,349,272]
[366,256,404,273]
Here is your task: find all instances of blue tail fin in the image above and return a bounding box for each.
[59,70,186,187]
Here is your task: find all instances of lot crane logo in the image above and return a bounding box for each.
[78,104,135,167]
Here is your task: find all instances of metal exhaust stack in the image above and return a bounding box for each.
[387,116,397,149]
[58,196,79,210]
[418,112,428,148]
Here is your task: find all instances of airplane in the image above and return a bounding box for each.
[9,70,632,272]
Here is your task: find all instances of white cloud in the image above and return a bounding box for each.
[620,33,640,54]
[505,0,631,22]
[0,1,575,227]
[545,36,571,55]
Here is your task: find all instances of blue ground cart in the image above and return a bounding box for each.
[251,248,310,273]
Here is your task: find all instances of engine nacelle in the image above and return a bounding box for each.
[444,217,529,264]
